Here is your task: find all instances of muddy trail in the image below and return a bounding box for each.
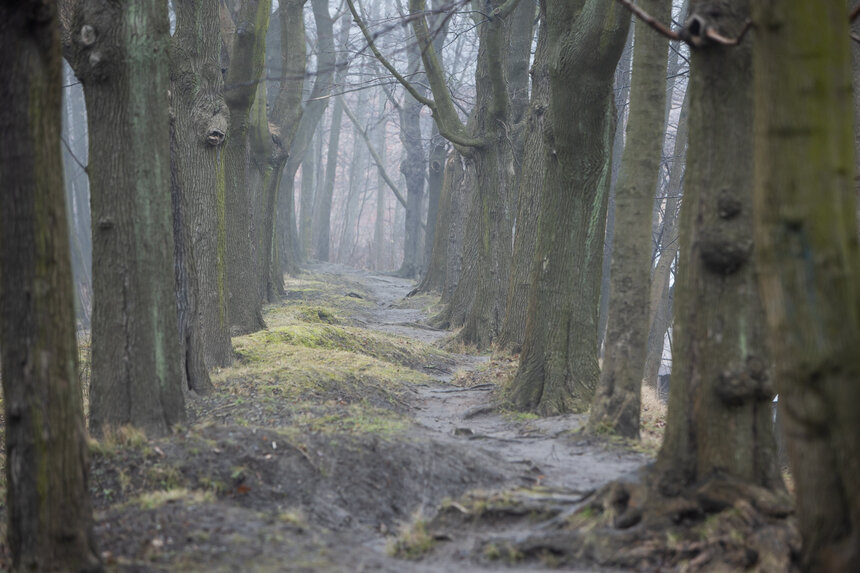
[34,265,651,572]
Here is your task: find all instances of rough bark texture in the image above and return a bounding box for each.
[588,0,670,438]
[498,6,549,353]
[753,2,860,570]
[0,4,101,569]
[422,0,515,349]
[67,0,186,436]
[416,152,466,294]
[507,0,629,414]
[223,0,269,335]
[654,0,779,493]
[170,0,230,387]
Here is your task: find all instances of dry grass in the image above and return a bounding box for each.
[640,383,667,454]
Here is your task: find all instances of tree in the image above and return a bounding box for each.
[352,0,523,348]
[65,0,186,435]
[497,2,549,352]
[170,0,231,389]
[0,2,101,569]
[222,0,270,335]
[753,2,860,570]
[506,0,630,414]
[588,0,671,437]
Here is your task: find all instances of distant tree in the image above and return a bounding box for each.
[0,2,101,569]
[64,0,186,435]
[588,0,671,437]
[506,0,630,414]
[754,2,860,570]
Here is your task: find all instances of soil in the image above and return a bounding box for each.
[1,264,649,572]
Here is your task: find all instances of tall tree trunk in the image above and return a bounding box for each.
[374,118,388,270]
[754,2,860,570]
[223,0,270,335]
[507,0,629,414]
[300,133,317,259]
[314,96,345,261]
[285,0,339,266]
[170,0,231,389]
[396,40,427,278]
[67,0,186,435]
[498,6,549,352]
[0,4,101,569]
[653,0,778,494]
[642,87,689,391]
[588,0,670,438]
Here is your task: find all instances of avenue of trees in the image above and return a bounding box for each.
[1,0,859,570]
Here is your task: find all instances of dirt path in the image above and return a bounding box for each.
[55,264,651,573]
[309,264,649,572]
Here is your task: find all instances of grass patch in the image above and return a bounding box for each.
[135,488,215,510]
[88,425,149,457]
[388,513,436,559]
[639,384,667,455]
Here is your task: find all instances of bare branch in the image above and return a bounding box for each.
[345,0,435,108]
[616,0,681,42]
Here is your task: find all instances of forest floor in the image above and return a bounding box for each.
[0,264,655,572]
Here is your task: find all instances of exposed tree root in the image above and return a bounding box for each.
[411,470,800,572]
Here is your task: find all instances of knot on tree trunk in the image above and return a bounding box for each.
[716,356,773,405]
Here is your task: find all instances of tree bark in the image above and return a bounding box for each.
[588,0,670,438]
[753,1,860,569]
[498,5,549,352]
[653,0,779,493]
[67,0,186,435]
[507,0,629,414]
[642,87,689,392]
[170,0,231,388]
[223,0,270,335]
[314,96,345,261]
[0,3,101,569]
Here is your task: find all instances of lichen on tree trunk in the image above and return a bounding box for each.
[67,0,186,436]
[0,3,101,568]
[506,0,629,414]
[753,1,860,569]
[588,0,671,438]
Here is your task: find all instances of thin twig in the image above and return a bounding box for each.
[60,135,87,172]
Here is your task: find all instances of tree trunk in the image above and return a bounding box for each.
[507,0,629,414]
[0,4,101,569]
[642,87,689,392]
[653,0,779,494]
[170,0,230,388]
[374,119,388,271]
[314,96,344,261]
[753,2,860,569]
[67,0,186,436]
[396,40,427,278]
[223,0,270,335]
[300,134,317,259]
[498,5,549,353]
[286,0,339,265]
[588,0,670,438]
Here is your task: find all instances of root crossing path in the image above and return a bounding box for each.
[315,264,648,572]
